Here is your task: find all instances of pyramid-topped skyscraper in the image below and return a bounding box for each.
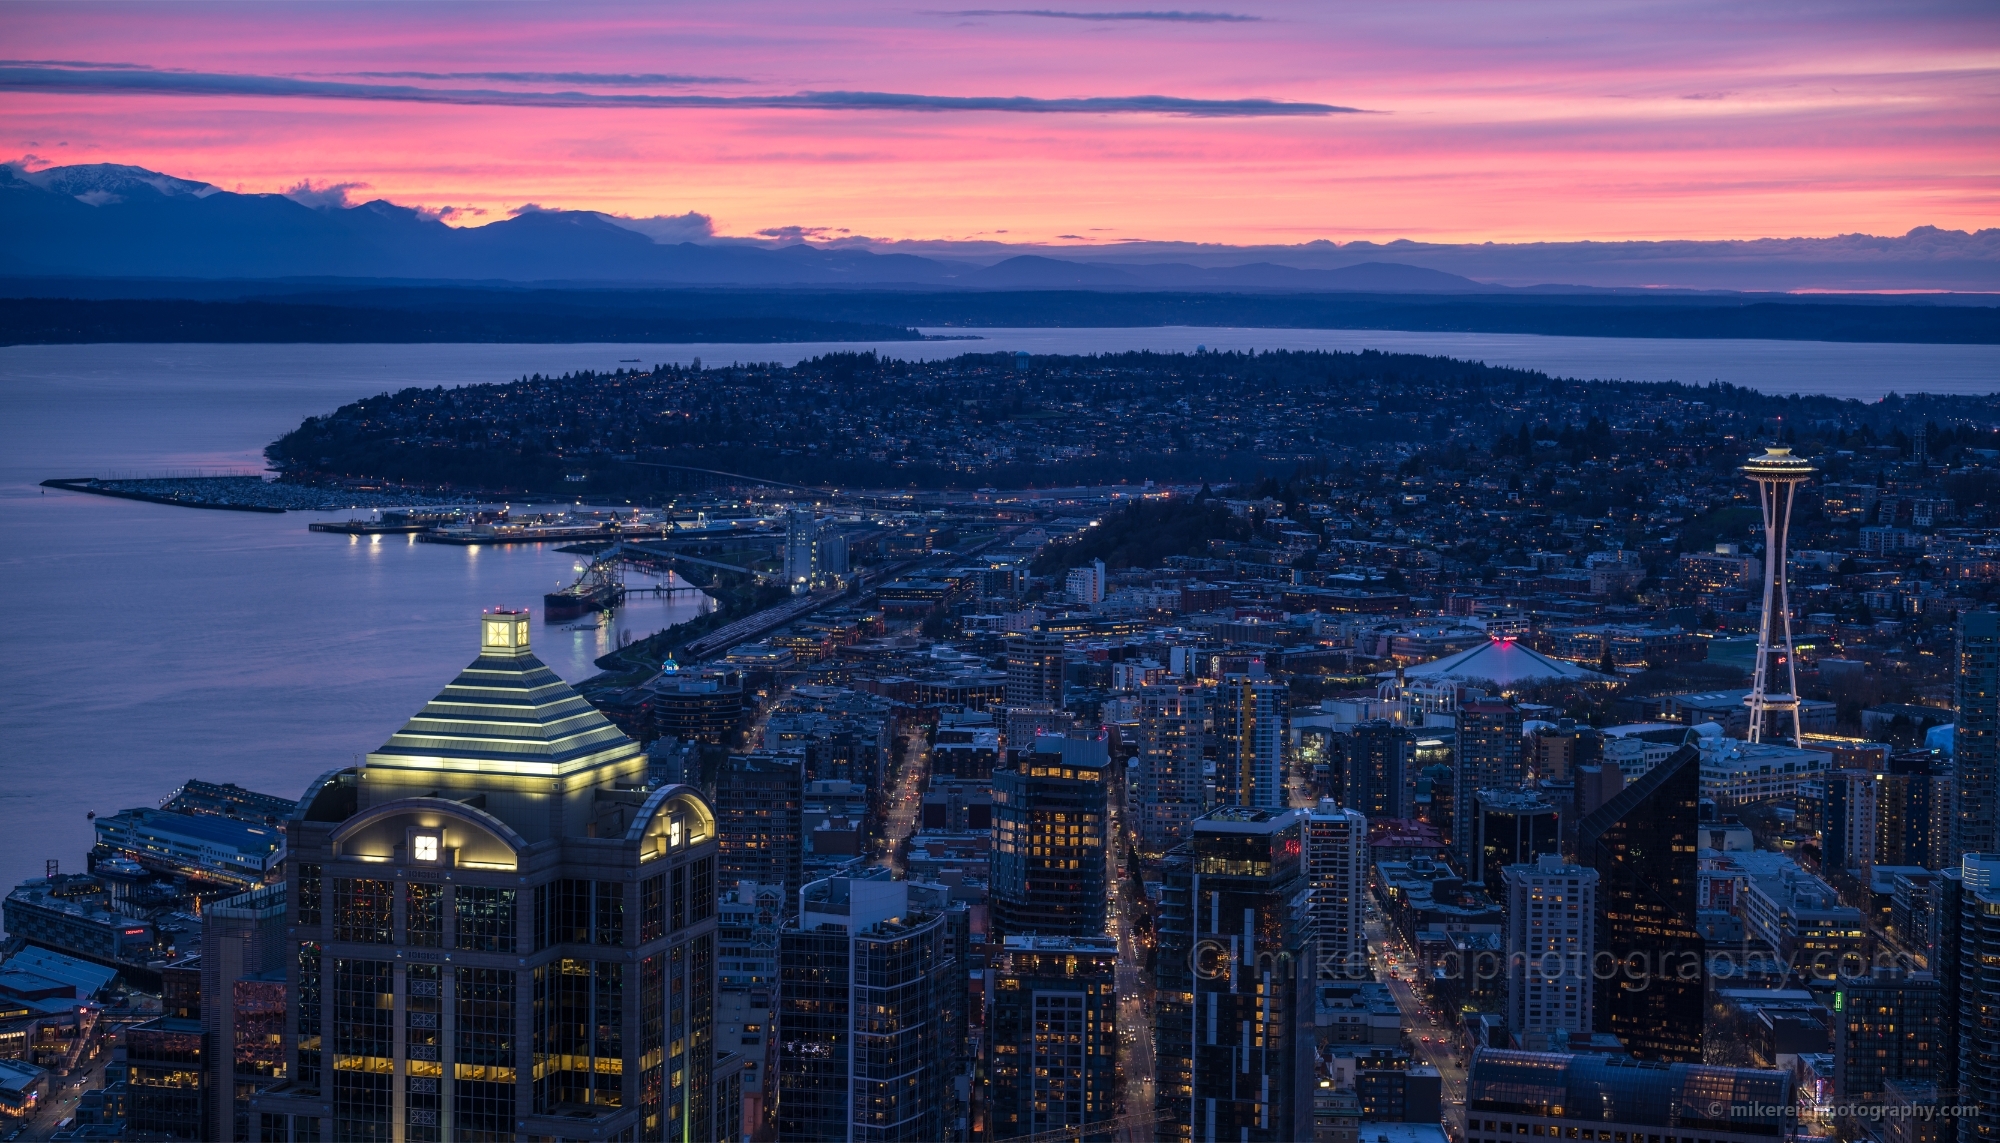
[361,608,650,841]
[254,610,734,1142]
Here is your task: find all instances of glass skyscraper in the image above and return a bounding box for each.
[1135,684,1209,855]
[1578,742,1705,1062]
[1339,720,1415,823]
[985,935,1119,1142]
[1954,611,2000,866]
[1154,806,1310,1143]
[1305,801,1368,981]
[1454,701,1525,876]
[714,753,804,913]
[991,741,1109,939]
[776,876,957,1142]
[1216,674,1287,810]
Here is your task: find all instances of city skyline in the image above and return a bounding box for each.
[3,2,1997,1140]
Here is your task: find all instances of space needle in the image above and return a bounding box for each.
[1742,446,1816,746]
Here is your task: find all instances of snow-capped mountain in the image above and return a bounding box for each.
[13,162,221,205]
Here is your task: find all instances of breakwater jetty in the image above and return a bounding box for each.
[43,476,470,513]
[42,476,286,513]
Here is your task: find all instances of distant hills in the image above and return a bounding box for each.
[4,161,1998,345]
[2,161,1499,290]
[7,160,1998,295]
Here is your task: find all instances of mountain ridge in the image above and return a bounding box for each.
[8,160,1996,293]
[1,162,1497,291]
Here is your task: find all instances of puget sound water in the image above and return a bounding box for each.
[1,331,1997,895]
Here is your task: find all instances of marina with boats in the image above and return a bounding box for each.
[311,505,779,545]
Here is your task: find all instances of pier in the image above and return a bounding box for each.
[418,523,676,546]
[308,520,430,534]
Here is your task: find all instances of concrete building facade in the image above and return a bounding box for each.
[1501,855,1598,1042]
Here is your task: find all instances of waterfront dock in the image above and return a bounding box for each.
[418,522,676,546]
[308,520,432,534]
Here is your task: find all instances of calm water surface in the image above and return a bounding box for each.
[2,333,1997,895]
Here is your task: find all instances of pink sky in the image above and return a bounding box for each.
[3,0,1996,245]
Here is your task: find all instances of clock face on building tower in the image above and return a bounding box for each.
[413,834,440,862]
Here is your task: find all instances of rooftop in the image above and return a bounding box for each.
[96,805,282,853]
[0,946,117,999]
[1000,934,1118,953]
[1468,1049,1793,1129]
[0,1057,47,1096]
[1392,638,1610,688]
[365,609,641,778]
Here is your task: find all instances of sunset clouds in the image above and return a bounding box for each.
[2,0,1994,244]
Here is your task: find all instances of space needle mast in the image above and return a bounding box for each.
[1742,446,1816,746]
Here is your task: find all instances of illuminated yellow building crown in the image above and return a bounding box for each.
[365,608,642,780]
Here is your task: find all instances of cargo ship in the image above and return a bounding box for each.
[545,580,621,620]
[545,546,626,621]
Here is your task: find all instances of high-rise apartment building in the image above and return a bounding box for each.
[651,664,745,745]
[986,935,1120,1142]
[1007,630,1066,711]
[1339,720,1414,823]
[1306,801,1368,981]
[1825,769,1883,873]
[991,740,1109,938]
[715,754,804,912]
[250,610,723,1143]
[1502,854,1597,1042]
[1136,684,1210,854]
[783,508,848,593]
[1473,788,1561,890]
[1066,559,1107,606]
[1154,807,1311,1143]
[125,961,205,1140]
[1956,853,2000,1143]
[1578,743,1705,1062]
[1832,968,1945,1106]
[785,508,818,592]
[1454,701,1525,876]
[1955,611,2000,865]
[201,882,289,1143]
[1880,750,1951,871]
[1827,753,1951,874]
[1217,673,1287,809]
[717,881,783,1130]
[776,876,957,1142]
[1527,721,1600,782]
